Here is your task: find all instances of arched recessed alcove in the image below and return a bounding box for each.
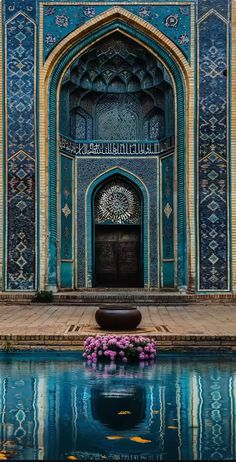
[43,10,191,291]
[93,175,143,288]
[60,33,174,142]
[58,31,178,289]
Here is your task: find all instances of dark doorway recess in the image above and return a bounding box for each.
[95,225,143,288]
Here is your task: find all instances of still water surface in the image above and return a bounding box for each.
[0,352,235,460]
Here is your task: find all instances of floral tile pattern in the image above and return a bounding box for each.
[198,3,230,290]
[43,4,191,62]
[5,2,36,289]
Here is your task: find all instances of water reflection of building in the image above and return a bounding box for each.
[0,359,235,460]
[0,375,46,460]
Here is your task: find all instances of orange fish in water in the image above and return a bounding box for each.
[67,456,78,460]
[117,411,131,415]
[106,436,125,440]
[168,426,178,430]
[0,451,16,458]
[129,437,151,444]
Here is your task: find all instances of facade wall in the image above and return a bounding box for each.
[0,0,233,292]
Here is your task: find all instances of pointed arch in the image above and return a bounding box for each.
[43,7,190,81]
[85,167,149,287]
[39,7,194,290]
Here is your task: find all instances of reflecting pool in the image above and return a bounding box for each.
[0,352,236,460]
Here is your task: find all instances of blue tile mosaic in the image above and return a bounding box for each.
[77,158,158,288]
[7,155,35,290]
[5,0,36,21]
[6,15,35,160]
[198,0,229,20]
[198,8,229,290]
[43,4,191,62]
[2,0,232,292]
[5,3,36,289]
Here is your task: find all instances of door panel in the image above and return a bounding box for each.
[95,225,142,287]
[96,242,117,286]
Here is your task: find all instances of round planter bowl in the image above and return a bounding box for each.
[95,305,142,330]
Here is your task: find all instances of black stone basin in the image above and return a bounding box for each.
[95,305,142,330]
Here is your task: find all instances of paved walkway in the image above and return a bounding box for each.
[0,303,235,350]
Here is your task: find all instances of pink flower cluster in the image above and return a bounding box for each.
[83,335,157,363]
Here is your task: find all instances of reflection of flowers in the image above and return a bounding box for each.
[178,33,190,46]
[84,359,156,380]
[82,7,96,17]
[55,15,69,27]
[83,335,157,363]
[45,33,56,46]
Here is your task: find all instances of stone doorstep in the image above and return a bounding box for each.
[1,292,236,305]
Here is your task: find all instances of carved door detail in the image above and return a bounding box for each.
[95,226,142,287]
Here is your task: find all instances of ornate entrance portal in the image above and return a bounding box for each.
[58,29,181,290]
[94,178,143,287]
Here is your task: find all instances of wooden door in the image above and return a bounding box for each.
[95,225,142,287]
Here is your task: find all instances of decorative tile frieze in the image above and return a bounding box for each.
[5,0,36,21]
[6,14,35,159]
[5,3,37,289]
[198,6,230,290]
[7,154,35,290]
[198,0,229,20]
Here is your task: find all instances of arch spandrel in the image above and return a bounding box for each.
[43,7,191,84]
[85,167,149,288]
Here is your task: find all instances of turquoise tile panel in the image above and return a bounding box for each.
[43,4,191,62]
[163,261,174,288]
[61,155,73,260]
[60,261,73,288]
[162,155,174,260]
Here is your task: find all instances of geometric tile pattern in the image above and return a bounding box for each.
[43,4,191,62]
[162,156,174,260]
[7,153,35,290]
[61,155,73,260]
[198,0,229,20]
[5,0,36,21]
[5,8,36,289]
[198,7,229,290]
[76,158,158,288]
[2,0,232,292]
[6,14,35,159]
[161,155,174,287]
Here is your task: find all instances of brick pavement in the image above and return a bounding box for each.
[0,302,235,350]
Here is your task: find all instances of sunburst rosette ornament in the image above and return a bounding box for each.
[95,180,141,225]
